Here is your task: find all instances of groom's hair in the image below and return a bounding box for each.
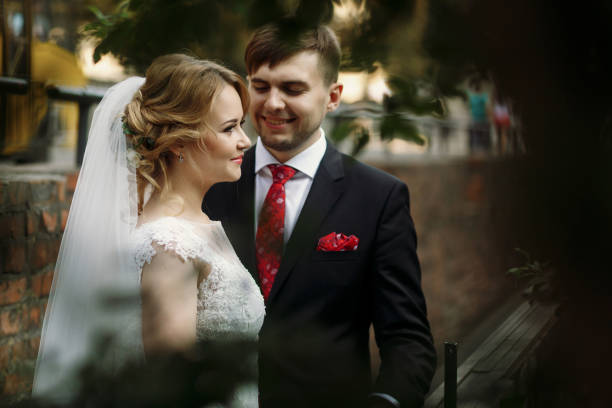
[244,21,341,85]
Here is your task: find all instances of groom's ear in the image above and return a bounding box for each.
[326,83,343,113]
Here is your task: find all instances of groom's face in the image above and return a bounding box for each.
[248,51,342,161]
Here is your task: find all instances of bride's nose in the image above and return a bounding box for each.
[237,126,251,150]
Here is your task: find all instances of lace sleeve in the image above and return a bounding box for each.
[132,217,211,278]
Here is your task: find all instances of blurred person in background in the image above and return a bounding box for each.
[492,90,512,155]
[467,78,492,154]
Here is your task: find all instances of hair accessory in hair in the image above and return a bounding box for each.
[122,116,155,150]
[122,120,134,136]
[131,133,156,151]
[126,147,141,169]
[133,135,155,150]
[140,137,156,150]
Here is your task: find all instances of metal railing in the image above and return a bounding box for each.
[0,77,29,94]
[0,76,105,165]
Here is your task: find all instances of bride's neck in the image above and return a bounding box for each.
[142,188,208,223]
[142,172,211,223]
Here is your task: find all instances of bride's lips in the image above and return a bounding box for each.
[230,154,243,165]
[261,115,296,130]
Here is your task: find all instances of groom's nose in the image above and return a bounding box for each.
[263,88,285,111]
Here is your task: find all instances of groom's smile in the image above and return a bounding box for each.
[261,115,297,130]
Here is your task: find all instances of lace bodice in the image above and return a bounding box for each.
[131,217,265,342]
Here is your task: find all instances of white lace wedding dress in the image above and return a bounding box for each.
[132,216,265,408]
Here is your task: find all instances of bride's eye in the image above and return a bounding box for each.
[224,119,245,133]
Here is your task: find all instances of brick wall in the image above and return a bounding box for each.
[0,158,524,402]
[0,171,77,403]
[376,158,524,363]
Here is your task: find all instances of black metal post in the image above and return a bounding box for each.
[444,341,458,408]
[0,92,6,153]
[76,101,89,165]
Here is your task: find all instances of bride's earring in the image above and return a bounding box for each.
[178,152,184,162]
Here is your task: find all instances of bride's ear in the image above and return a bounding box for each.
[169,145,183,160]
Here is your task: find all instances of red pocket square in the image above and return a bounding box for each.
[316,232,359,252]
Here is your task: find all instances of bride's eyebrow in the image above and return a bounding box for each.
[219,118,239,128]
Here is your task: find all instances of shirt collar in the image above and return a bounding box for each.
[254,129,327,178]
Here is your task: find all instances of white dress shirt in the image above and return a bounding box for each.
[255,130,327,243]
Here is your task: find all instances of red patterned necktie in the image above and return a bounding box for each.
[256,164,297,300]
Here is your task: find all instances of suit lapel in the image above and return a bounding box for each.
[267,142,346,304]
[231,147,258,283]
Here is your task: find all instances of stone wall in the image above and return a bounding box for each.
[0,170,77,401]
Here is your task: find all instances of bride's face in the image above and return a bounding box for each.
[187,84,251,185]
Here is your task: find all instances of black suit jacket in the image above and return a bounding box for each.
[204,142,435,407]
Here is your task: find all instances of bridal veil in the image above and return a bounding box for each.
[32,77,146,400]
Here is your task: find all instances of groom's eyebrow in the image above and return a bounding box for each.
[251,78,268,85]
[251,78,308,88]
[282,81,308,88]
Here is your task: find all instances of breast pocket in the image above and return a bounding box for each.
[308,251,361,287]
[311,250,359,262]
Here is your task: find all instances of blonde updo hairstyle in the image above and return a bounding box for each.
[123,54,249,214]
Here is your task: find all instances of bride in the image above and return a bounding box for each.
[32,54,265,406]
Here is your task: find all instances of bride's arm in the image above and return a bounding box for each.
[140,248,199,355]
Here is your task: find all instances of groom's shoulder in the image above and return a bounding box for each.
[206,179,236,197]
[338,150,404,190]
[203,180,236,216]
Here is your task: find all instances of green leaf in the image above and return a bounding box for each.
[351,128,370,156]
[82,22,98,33]
[506,267,524,275]
[379,113,425,145]
[384,76,444,117]
[514,247,531,262]
[88,6,107,21]
[331,120,359,143]
[93,47,102,63]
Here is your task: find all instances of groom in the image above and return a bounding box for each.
[204,23,435,407]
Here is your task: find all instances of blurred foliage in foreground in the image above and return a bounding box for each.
[14,339,257,408]
[83,0,452,154]
[12,331,367,407]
